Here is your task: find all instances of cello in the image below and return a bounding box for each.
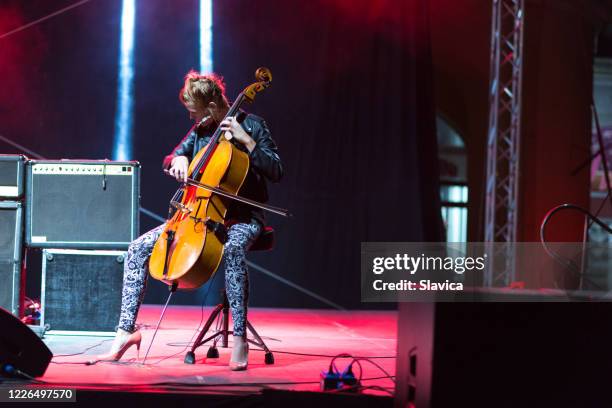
[149,67,289,289]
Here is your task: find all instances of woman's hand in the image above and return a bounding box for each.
[168,155,189,182]
[220,117,256,152]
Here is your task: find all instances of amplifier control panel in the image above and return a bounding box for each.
[31,163,136,176]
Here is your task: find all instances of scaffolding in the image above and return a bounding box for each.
[484,0,525,286]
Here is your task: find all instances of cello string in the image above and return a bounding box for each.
[191,94,246,178]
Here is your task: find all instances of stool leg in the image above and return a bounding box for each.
[246,320,275,365]
[222,292,230,348]
[184,291,275,365]
[184,302,223,364]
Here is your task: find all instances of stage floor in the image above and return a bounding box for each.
[39,305,397,401]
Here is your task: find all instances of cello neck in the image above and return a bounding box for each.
[210,94,246,145]
[188,67,272,178]
[190,92,247,178]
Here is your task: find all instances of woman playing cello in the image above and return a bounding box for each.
[95,70,283,371]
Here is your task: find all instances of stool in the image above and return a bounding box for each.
[184,226,275,365]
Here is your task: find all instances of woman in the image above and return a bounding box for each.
[95,71,283,371]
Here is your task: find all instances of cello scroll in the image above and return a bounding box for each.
[243,67,272,102]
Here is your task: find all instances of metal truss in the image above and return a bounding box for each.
[484,0,525,286]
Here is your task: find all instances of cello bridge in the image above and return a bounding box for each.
[170,201,191,214]
[189,215,204,224]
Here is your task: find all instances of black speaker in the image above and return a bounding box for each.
[0,201,23,316]
[25,160,140,249]
[0,154,25,199]
[0,307,52,377]
[41,249,125,334]
[396,301,612,407]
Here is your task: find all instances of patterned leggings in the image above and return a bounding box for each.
[117,221,261,337]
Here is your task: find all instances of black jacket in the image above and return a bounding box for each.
[163,113,283,226]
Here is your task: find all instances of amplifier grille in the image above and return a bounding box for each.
[42,249,124,333]
[0,155,25,198]
[0,202,22,315]
[26,161,140,249]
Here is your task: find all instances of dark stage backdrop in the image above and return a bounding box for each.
[1,0,443,310]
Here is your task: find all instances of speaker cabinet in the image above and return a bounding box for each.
[396,302,612,407]
[0,307,52,377]
[25,160,140,249]
[0,202,23,316]
[41,249,125,334]
[0,155,25,199]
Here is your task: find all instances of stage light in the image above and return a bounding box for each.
[113,0,136,161]
[199,0,213,73]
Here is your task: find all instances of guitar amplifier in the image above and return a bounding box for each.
[0,202,23,316]
[41,249,125,334]
[0,155,26,199]
[25,160,140,249]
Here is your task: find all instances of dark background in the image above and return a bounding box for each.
[0,0,443,310]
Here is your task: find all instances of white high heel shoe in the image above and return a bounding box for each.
[90,329,141,363]
[229,335,249,371]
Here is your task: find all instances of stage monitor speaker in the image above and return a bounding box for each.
[0,307,52,378]
[395,302,612,407]
[25,160,140,249]
[0,201,23,316]
[41,249,125,334]
[0,154,26,199]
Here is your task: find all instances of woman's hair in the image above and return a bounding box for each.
[179,70,227,108]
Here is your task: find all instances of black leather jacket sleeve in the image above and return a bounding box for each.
[245,116,283,183]
[162,126,197,169]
